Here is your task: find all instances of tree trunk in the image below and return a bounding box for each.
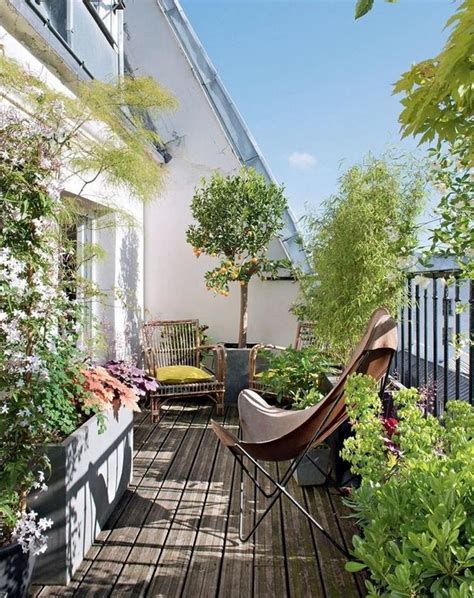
[238,281,249,348]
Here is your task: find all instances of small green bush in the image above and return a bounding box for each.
[258,346,336,407]
[342,375,474,597]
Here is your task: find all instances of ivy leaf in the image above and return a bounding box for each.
[355,0,374,19]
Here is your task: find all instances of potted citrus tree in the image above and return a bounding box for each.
[186,167,288,402]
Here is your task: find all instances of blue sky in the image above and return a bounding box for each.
[180,0,453,222]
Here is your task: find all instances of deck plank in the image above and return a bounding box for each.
[304,485,360,597]
[327,488,366,596]
[180,408,239,598]
[108,404,213,595]
[253,460,288,597]
[217,446,255,598]
[279,462,326,598]
[33,405,362,598]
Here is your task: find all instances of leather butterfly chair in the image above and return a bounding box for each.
[211,308,398,556]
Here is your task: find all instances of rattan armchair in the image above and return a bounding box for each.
[248,321,317,398]
[143,319,226,422]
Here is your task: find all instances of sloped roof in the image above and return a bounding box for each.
[158,0,309,271]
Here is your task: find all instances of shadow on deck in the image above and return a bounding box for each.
[32,401,364,597]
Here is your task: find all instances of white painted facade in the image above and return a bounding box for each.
[125,0,301,347]
[1,0,303,359]
[0,2,144,361]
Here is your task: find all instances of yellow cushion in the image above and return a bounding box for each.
[155,365,213,384]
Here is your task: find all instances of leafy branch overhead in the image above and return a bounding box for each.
[355,0,398,19]
[354,0,474,276]
[0,54,177,203]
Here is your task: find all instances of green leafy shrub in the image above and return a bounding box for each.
[342,374,474,596]
[295,156,425,362]
[258,346,336,406]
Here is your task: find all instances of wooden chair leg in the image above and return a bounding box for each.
[151,395,162,423]
[215,392,224,416]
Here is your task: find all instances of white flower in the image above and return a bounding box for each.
[11,510,53,556]
[0,403,8,414]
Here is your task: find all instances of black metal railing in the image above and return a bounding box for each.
[394,269,473,415]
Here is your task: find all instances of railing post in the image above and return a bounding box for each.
[424,286,428,385]
[415,282,420,388]
[400,299,406,385]
[455,277,461,400]
[442,282,449,410]
[470,280,474,405]
[432,278,439,416]
[407,277,413,387]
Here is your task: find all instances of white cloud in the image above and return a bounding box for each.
[288,151,317,170]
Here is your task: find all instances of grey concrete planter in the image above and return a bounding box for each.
[224,347,251,404]
[0,543,35,598]
[292,444,335,486]
[29,408,133,585]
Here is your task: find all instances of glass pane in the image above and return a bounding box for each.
[72,1,119,81]
[36,0,68,40]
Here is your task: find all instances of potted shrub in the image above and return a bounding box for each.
[30,364,146,585]
[258,346,337,405]
[294,155,425,363]
[342,374,474,596]
[257,347,338,485]
[186,167,288,402]
[0,109,155,587]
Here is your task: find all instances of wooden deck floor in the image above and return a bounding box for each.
[32,402,364,597]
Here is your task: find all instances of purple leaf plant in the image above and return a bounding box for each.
[105,360,158,397]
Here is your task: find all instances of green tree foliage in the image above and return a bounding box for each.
[186,168,288,347]
[296,156,425,362]
[355,0,474,277]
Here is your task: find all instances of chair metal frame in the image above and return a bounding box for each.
[143,319,226,422]
[212,309,397,556]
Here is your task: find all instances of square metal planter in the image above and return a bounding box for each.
[292,443,335,486]
[29,408,133,585]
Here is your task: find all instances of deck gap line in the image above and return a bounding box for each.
[277,461,294,598]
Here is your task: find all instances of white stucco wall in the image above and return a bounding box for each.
[124,0,299,346]
[0,22,144,360]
